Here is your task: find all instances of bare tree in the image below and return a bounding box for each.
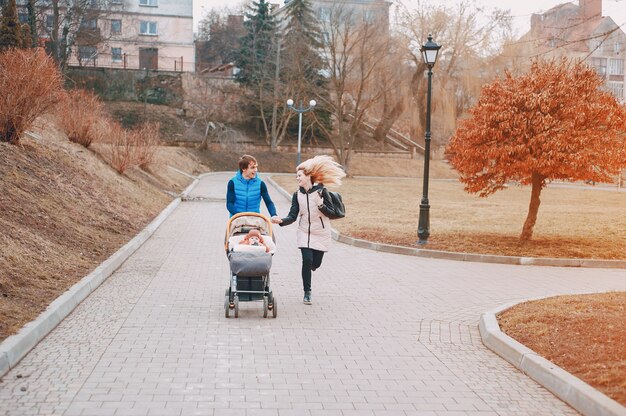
[370,33,411,145]
[28,0,119,70]
[185,77,246,147]
[396,0,512,149]
[197,7,246,71]
[314,4,389,173]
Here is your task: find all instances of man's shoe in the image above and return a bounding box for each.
[303,291,312,305]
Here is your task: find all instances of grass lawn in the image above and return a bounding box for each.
[272,175,626,259]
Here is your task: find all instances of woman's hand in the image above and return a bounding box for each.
[271,216,282,224]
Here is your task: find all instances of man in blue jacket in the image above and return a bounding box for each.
[226,155,279,221]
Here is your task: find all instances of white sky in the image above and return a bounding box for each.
[193,0,626,35]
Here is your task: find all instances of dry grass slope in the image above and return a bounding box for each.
[0,118,208,340]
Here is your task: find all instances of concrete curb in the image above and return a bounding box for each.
[480,302,626,416]
[0,178,200,380]
[266,176,626,269]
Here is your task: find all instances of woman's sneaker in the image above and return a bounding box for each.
[303,291,312,305]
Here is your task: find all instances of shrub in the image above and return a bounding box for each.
[0,48,62,144]
[107,119,135,174]
[131,122,161,170]
[57,89,105,148]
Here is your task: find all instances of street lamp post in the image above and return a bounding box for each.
[286,98,316,166]
[417,34,441,245]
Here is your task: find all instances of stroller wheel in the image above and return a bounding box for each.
[233,295,239,318]
[272,296,278,318]
[263,297,268,318]
[224,289,230,318]
[267,291,277,318]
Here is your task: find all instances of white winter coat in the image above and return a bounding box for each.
[280,185,331,252]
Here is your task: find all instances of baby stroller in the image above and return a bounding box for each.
[224,212,278,318]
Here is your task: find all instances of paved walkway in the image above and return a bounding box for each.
[1,172,625,416]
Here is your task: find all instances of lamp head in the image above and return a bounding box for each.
[420,34,441,67]
[309,99,316,107]
[286,98,294,106]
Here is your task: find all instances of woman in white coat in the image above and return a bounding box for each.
[273,156,345,305]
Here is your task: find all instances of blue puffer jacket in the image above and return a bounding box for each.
[231,171,262,214]
[227,172,277,217]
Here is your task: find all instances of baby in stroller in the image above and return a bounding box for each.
[224,213,277,318]
[236,229,271,253]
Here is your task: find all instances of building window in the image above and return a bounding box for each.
[318,7,331,22]
[80,18,97,29]
[111,47,122,62]
[111,19,121,34]
[607,81,624,101]
[111,0,123,3]
[364,10,376,23]
[593,57,607,78]
[45,15,54,29]
[18,13,28,24]
[608,58,624,76]
[615,42,622,55]
[321,31,329,45]
[78,46,97,63]
[139,0,158,6]
[139,21,157,35]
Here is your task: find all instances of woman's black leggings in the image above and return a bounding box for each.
[300,248,325,292]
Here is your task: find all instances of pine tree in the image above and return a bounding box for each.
[26,0,37,47]
[235,0,276,87]
[0,0,22,51]
[20,24,31,48]
[281,0,330,143]
[234,0,278,140]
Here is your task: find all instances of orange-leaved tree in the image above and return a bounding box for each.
[446,58,626,241]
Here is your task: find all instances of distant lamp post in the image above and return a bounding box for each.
[417,34,441,245]
[286,98,316,166]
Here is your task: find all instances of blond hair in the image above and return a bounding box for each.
[297,155,346,187]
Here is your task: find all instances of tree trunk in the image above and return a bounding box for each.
[270,34,281,151]
[410,64,427,145]
[27,0,37,48]
[373,100,404,143]
[343,151,352,177]
[520,172,545,241]
[258,85,271,144]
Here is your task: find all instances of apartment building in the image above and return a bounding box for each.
[11,0,195,72]
[276,0,390,41]
[517,0,625,102]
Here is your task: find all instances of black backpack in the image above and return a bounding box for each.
[320,190,345,220]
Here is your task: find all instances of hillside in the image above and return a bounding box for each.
[0,117,209,341]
